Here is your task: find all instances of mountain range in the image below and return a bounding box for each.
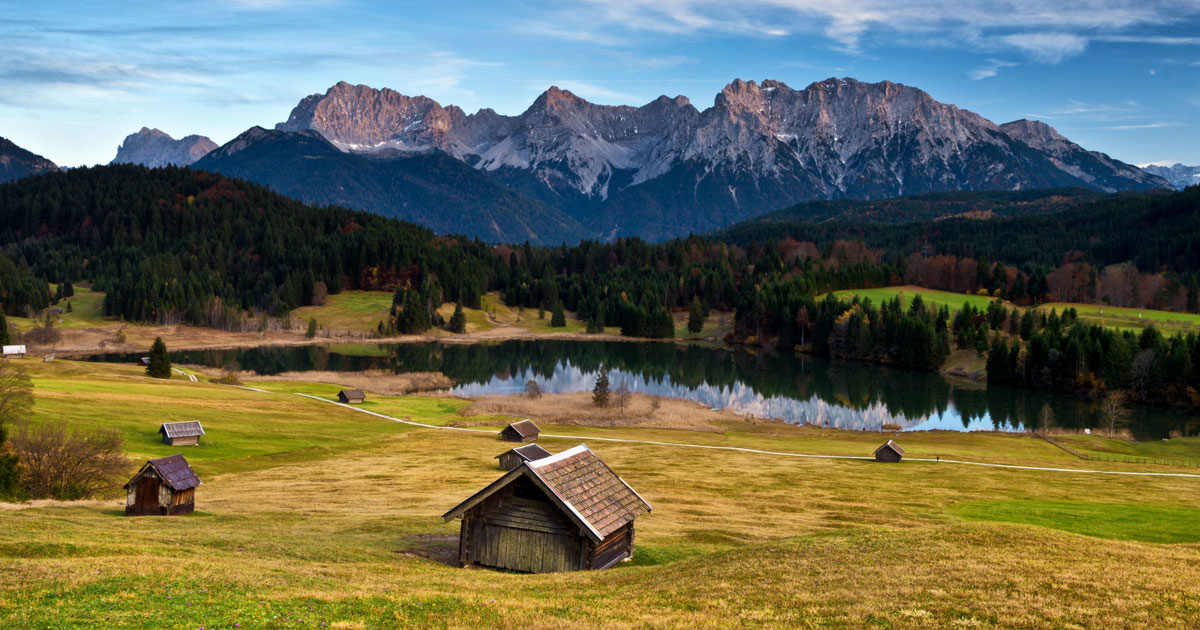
[195,77,1169,242]
[0,136,58,183]
[1141,163,1200,190]
[111,127,217,168]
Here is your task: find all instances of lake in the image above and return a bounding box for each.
[84,340,1197,438]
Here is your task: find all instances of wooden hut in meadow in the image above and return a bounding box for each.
[874,440,905,463]
[138,357,151,367]
[2,345,26,358]
[159,421,205,446]
[499,419,540,443]
[443,444,652,573]
[124,454,201,516]
[338,388,366,404]
[496,443,552,470]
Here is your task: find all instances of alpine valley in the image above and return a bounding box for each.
[183,78,1163,243]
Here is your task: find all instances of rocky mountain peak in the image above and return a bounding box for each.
[111,127,216,168]
[0,136,59,183]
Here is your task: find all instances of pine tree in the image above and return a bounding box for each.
[549,301,566,327]
[586,310,604,334]
[0,310,8,346]
[146,337,171,379]
[306,316,318,338]
[687,297,705,334]
[449,302,466,333]
[65,301,73,313]
[592,363,610,408]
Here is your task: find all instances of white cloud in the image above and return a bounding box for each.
[968,58,1017,80]
[1000,32,1088,63]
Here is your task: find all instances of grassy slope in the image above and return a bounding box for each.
[830,285,1002,313]
[4,360,1200,628]
[10,285,108,332]
[1036,302,1200,336]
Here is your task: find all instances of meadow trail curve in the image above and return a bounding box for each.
[291,393,1200,480]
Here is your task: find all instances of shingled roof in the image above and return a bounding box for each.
[875,439,905,457]
[494,443,551,462]
[504,419,540,439]
[445,444,651,542]
[124,454,201,491]
[159,421,205,439]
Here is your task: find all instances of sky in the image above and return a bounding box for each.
[3,0,1200,168]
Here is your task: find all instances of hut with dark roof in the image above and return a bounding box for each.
[498,419,539,443]
[124,454,201,516]
[159,421,205,446]
[874,439,905,463]
[496,443,552,470]
[338,388,365,404]
[444,444,652,573]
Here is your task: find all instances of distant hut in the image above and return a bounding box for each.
[874,440,905,463]
[499,419,540,443]
[2,345,26,358]
[138,357,151,367]
[496,443,552,470]
[338,388,365,404]
[159,421,205,446]
[444,444,652,573]
[124,454,201,516]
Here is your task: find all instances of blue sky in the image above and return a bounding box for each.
[3,0,1199,167]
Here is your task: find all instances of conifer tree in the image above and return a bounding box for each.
[592,363,610,408]
[687,297,705,334]
[306,316,318,338]
[0,311,8,346]
[146,337,171,379]
[449,302,466,333]
[550,301,566,327]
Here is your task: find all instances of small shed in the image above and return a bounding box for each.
[159,421,205,446]
[499,419,540,443]
[338,388,365,404]
[2,345,26,358]
[138,357,151,367]
[496,443,552,470]
[124,454,201,516]
[444,444,652,573]
[874,440,905,463]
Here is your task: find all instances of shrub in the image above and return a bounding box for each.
[8,419,130,500]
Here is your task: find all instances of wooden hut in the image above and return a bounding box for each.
[338,388,365,404]
[138,357,151,367]
[496,443,552,470]
[124,454,201,516]
[159,421,205,446]
[443,444,652,573]
[499,419,540,443]
[2,345,26,358]
[874,439,905,463]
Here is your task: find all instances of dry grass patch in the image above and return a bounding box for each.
[199,368,454,395]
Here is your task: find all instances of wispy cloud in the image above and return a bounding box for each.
[999,32,1088,63]
[1106,122,1188,129]
[968,58,1017,80]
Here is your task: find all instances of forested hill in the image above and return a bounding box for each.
[718,184,1200,275]
[0,165,496,321]
[744,188,1111,224]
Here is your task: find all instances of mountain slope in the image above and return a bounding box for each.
[1141,163,1200,190]
[193,127,589,244]
[260,77,1168,241]
[111,127,217,167]
[0,137,58,183]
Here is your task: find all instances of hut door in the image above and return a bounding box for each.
[136,476,160,512]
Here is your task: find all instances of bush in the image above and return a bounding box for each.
[212,371,243,386]
[524,380,542,399]
[8,420,130,500]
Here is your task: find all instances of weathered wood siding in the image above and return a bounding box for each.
[164,435,200,447]
[125,469,195,516]
[460,477,587,573]
[589,522,634,569]
[875,448,902,463]
[498,452,523,470]
[499,427,535,443]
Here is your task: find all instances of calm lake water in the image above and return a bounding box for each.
[85,340,1198,439]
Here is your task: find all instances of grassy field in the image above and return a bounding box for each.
[291,291,395,333]
[830,285,1002,313]
[1036,302,1200,336]
[3,359,1200,627]
[9,285,109,332]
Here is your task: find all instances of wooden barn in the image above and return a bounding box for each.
[338,388,365,404]
[443,444,652,573]
[124,454,201,516]
[499,419,540,443]
[874,440,905,463]
[496,443,552,470]
[138,357,151,367]
[2,345,26,358]
[159,421,205,446]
